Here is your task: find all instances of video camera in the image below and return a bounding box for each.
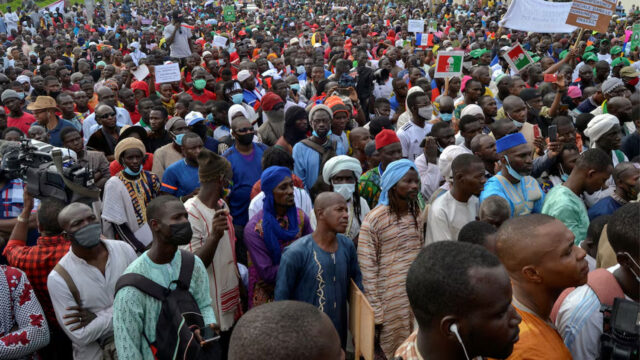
[0,139,100,204]
[600,298,639,360]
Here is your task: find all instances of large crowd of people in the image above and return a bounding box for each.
[0,0,638,359]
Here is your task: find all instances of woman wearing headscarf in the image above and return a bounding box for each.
[102,137,161,254]
[243,166,313,308]
[274,105,309,154]
[357,159,424,359]
[311,155,370,244]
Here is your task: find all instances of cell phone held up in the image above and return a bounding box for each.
[544,74,557,83]
[199,326,220,345]
[548,125,557,142]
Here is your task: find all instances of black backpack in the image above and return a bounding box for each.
[115,250,221,360]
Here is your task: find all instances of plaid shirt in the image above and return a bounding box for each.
[0,179,30,219]
[2,236,70,326]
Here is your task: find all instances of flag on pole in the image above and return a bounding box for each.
[434,51,464,78]
[415,33,433,47]
[504,43,534,73]
[46,0,65,14]
[490,54,499,67]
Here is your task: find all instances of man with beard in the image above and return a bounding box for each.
[113,196,216,359]
[478,95,497,128]
[258,92,286,146]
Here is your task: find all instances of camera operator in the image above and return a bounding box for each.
[554,203,639,359]
[2,191,73,359]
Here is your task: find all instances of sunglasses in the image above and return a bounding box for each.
[235,127,254,134]
[99,112,116,119]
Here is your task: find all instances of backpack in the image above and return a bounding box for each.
[550,268,625,324]
[301,138,336,200]
[115,250,221,360]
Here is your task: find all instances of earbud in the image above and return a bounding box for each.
[449,323,470,360]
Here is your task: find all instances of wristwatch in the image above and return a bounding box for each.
[17,215,28,223]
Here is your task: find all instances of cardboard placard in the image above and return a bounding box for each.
[434,51,464,78]
[213,35,228,48]
[503,43,535,74]
[349,280,375,360]
[131,64,149,81]
[408,19,425,33]
[154,63,181,83]
[565,0,615,33]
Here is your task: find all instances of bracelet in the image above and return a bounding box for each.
[17,215,27,223]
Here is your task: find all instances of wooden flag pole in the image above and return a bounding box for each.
[573,28,585,49]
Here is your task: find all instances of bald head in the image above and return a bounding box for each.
[496,214,558,268]
[613,162,640,186]
[607,97,631,117]
[502,95,525,113]
[229,301,343,360]
[349,127,370,142]
[58,202,93,230]
[314,192,346,216]
[436,95,454,113]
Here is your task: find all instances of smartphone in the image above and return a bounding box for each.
[200,326,220,345]
[548,125,557,142]
[533,124,541,139]
[544,74,557,83]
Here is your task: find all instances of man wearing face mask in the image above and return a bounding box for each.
[316,155,370,242]
[258,92,286,146]
[152,117,188,180]
[103,138,160,254]
[114,196,217,359]
[48,203,137,360]
[555,203,640,360]
[479,133,545,217]
[502,95,537,146]
[238,70,263,112]
[587,162,639,220]
[398,91,434,161]
[187,69,217,105]
[161,132,204,201]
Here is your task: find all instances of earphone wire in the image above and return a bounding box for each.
[452,325,471,360]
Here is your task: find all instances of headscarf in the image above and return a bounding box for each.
[584,114,619,147]
[322,155,363,184]
[261,166,299,264]
[378,159,418,206]
[131,81,149,97]
[283,106,309,145]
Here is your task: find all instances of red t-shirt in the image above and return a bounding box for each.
[186,88,217,104]
[8,112,37,134]
[128,109,141,124]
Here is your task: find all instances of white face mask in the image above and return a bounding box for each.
[418,106,433,120]
[332,183,355,201]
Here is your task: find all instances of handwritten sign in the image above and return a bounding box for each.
[132,64,149,81]
[565,0,615,33]
[213,35,228,48]
[408,19,425,33]
[154,63,181,83]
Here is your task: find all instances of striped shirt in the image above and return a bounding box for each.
[357,205,424,358]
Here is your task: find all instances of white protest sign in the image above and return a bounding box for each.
[408,19,425,33]
[213,35,228,48]
[154,63,181,83]
[132,64,149,81]
[499,0,577,33]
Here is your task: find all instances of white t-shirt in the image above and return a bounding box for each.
[426,190,479,245]
[163,24,192,59]
[397,120,433,161]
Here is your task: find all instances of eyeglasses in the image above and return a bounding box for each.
[99,112,116,119]
[235,127,254,134]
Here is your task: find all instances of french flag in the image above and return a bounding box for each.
[416,33,433,47]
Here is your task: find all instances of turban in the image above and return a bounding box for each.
[378,159,418,206]
[375,129,400,150]
[460,104,484,118]
[438,145,470,184]
[197,148,231,183]
[260,166,299,264]
[584,114,619,147]
[322,155,363,184]
[496,133,527,153]
[114,137,145,165]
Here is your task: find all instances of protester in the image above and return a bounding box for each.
[275,192,362,347]
[160,132,203,199]
[588,162,639,219]
[359,129,403,209]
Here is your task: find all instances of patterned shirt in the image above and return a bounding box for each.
[357,206,424,358]
[359,166,382,210]
[117,171,160,226]
[0,265,49,360]
[0,180,30,219]
[394,331,423,360]
[3,236,71,326]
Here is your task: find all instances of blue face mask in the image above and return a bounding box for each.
[174,133,185,146]
[232,93,244,104]
[504,156,523,181]
[440,113,453,122]
[290,83,300,91]
[438,146,445,153]
[124,166,142,176]
[312,129,332,138]
[561,173,569,182]
[296,65,305,74]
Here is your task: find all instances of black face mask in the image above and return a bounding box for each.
[236,133,254,146]
[616,112,631,123]
[165,222,193,246]
[49,91,61,99]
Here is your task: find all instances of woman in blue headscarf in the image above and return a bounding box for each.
[244,166,313,308]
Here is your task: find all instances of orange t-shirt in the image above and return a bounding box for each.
[507,307,573,360]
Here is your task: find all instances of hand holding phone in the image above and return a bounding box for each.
[544,74,557,83]
[548,125,557,142]
[198,325,220,346]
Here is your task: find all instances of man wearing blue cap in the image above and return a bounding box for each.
[479,133,545,217]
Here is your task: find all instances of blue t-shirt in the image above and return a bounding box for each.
[160,159,200,197]
[223,143,268,226]
[47,118,76,147]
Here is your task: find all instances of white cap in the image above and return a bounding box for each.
[185,111,205,126]
[237,70,252,83]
